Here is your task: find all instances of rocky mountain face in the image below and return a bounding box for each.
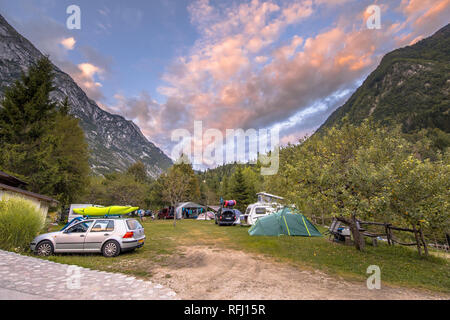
[0,14,172,177]
[319,24,450,134]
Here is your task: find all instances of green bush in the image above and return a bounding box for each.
[0,196,45,252]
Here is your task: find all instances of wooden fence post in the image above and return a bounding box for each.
[385,224,391,246]
[388,224,394,246]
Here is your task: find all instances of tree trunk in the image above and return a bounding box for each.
[419,224,428,256]
[172,205,177,228]
[413,225,422,255]
[350,214,365,251]
[336,215,365,251]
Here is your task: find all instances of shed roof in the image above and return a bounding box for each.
[0,182,58,205]
[0,170,27,187]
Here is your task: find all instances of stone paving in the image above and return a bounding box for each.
[0,250,177,300]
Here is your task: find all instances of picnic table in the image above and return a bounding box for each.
[326,218,382,246]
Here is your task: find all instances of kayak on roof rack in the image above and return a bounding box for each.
[72,205,139,216]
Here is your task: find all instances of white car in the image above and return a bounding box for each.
[30,218,145,257]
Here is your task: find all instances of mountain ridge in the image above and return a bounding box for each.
[0,14,172,177]
[318,23,450,134]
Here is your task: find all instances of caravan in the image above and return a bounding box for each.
[240,192,284,226]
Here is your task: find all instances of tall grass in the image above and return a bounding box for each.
[0,196,45,252]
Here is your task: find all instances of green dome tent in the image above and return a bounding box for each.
[248,207,322,237]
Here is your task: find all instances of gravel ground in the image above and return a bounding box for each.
[0,250,177,300]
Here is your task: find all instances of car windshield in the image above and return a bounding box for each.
[126,219,142,230]
[67,221,93,233]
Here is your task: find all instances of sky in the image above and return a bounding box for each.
[1,0,449,168]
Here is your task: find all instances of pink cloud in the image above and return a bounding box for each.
[395,0,450,46]
[60,37,76,50]
[68,63,105,101]
[89,0,449,164]
[151,1,400,159]
[280,130,310,146]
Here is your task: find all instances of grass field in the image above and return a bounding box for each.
[40,219,450,293]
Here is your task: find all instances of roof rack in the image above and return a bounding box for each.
[83,215,128,219]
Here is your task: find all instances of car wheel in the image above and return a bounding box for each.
[35,240,54,256]
[102,240,121,257]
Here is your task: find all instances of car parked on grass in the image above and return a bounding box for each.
[215,207,238,226]
[157,207,174,219]
[30,218,145,257]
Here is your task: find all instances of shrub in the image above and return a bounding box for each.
[0,196,45,252]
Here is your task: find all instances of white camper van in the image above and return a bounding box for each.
[240,192,284,226]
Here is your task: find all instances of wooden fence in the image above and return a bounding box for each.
[330,218,440,256]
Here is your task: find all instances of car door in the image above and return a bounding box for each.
[55,220,93,252]
[83,220,115,252]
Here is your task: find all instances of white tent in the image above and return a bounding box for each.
[175,202,207,219]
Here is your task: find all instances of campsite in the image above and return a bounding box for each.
[4,176,449,299]
[0,1,449,304]
[38,216,450,299]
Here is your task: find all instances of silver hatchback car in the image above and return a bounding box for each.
[30,218,146,257]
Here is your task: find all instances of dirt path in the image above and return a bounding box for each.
[150,246,448,300]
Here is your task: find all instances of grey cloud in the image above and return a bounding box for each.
[79,46,114,74]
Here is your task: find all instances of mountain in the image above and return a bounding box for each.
[319,24,450,134]
[0,14,172,177]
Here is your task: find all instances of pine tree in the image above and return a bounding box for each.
[0,57,58,144]
[0,57,58,186]
[230,166,250,212]
[0,57,90,206]
[220,175,230,200]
